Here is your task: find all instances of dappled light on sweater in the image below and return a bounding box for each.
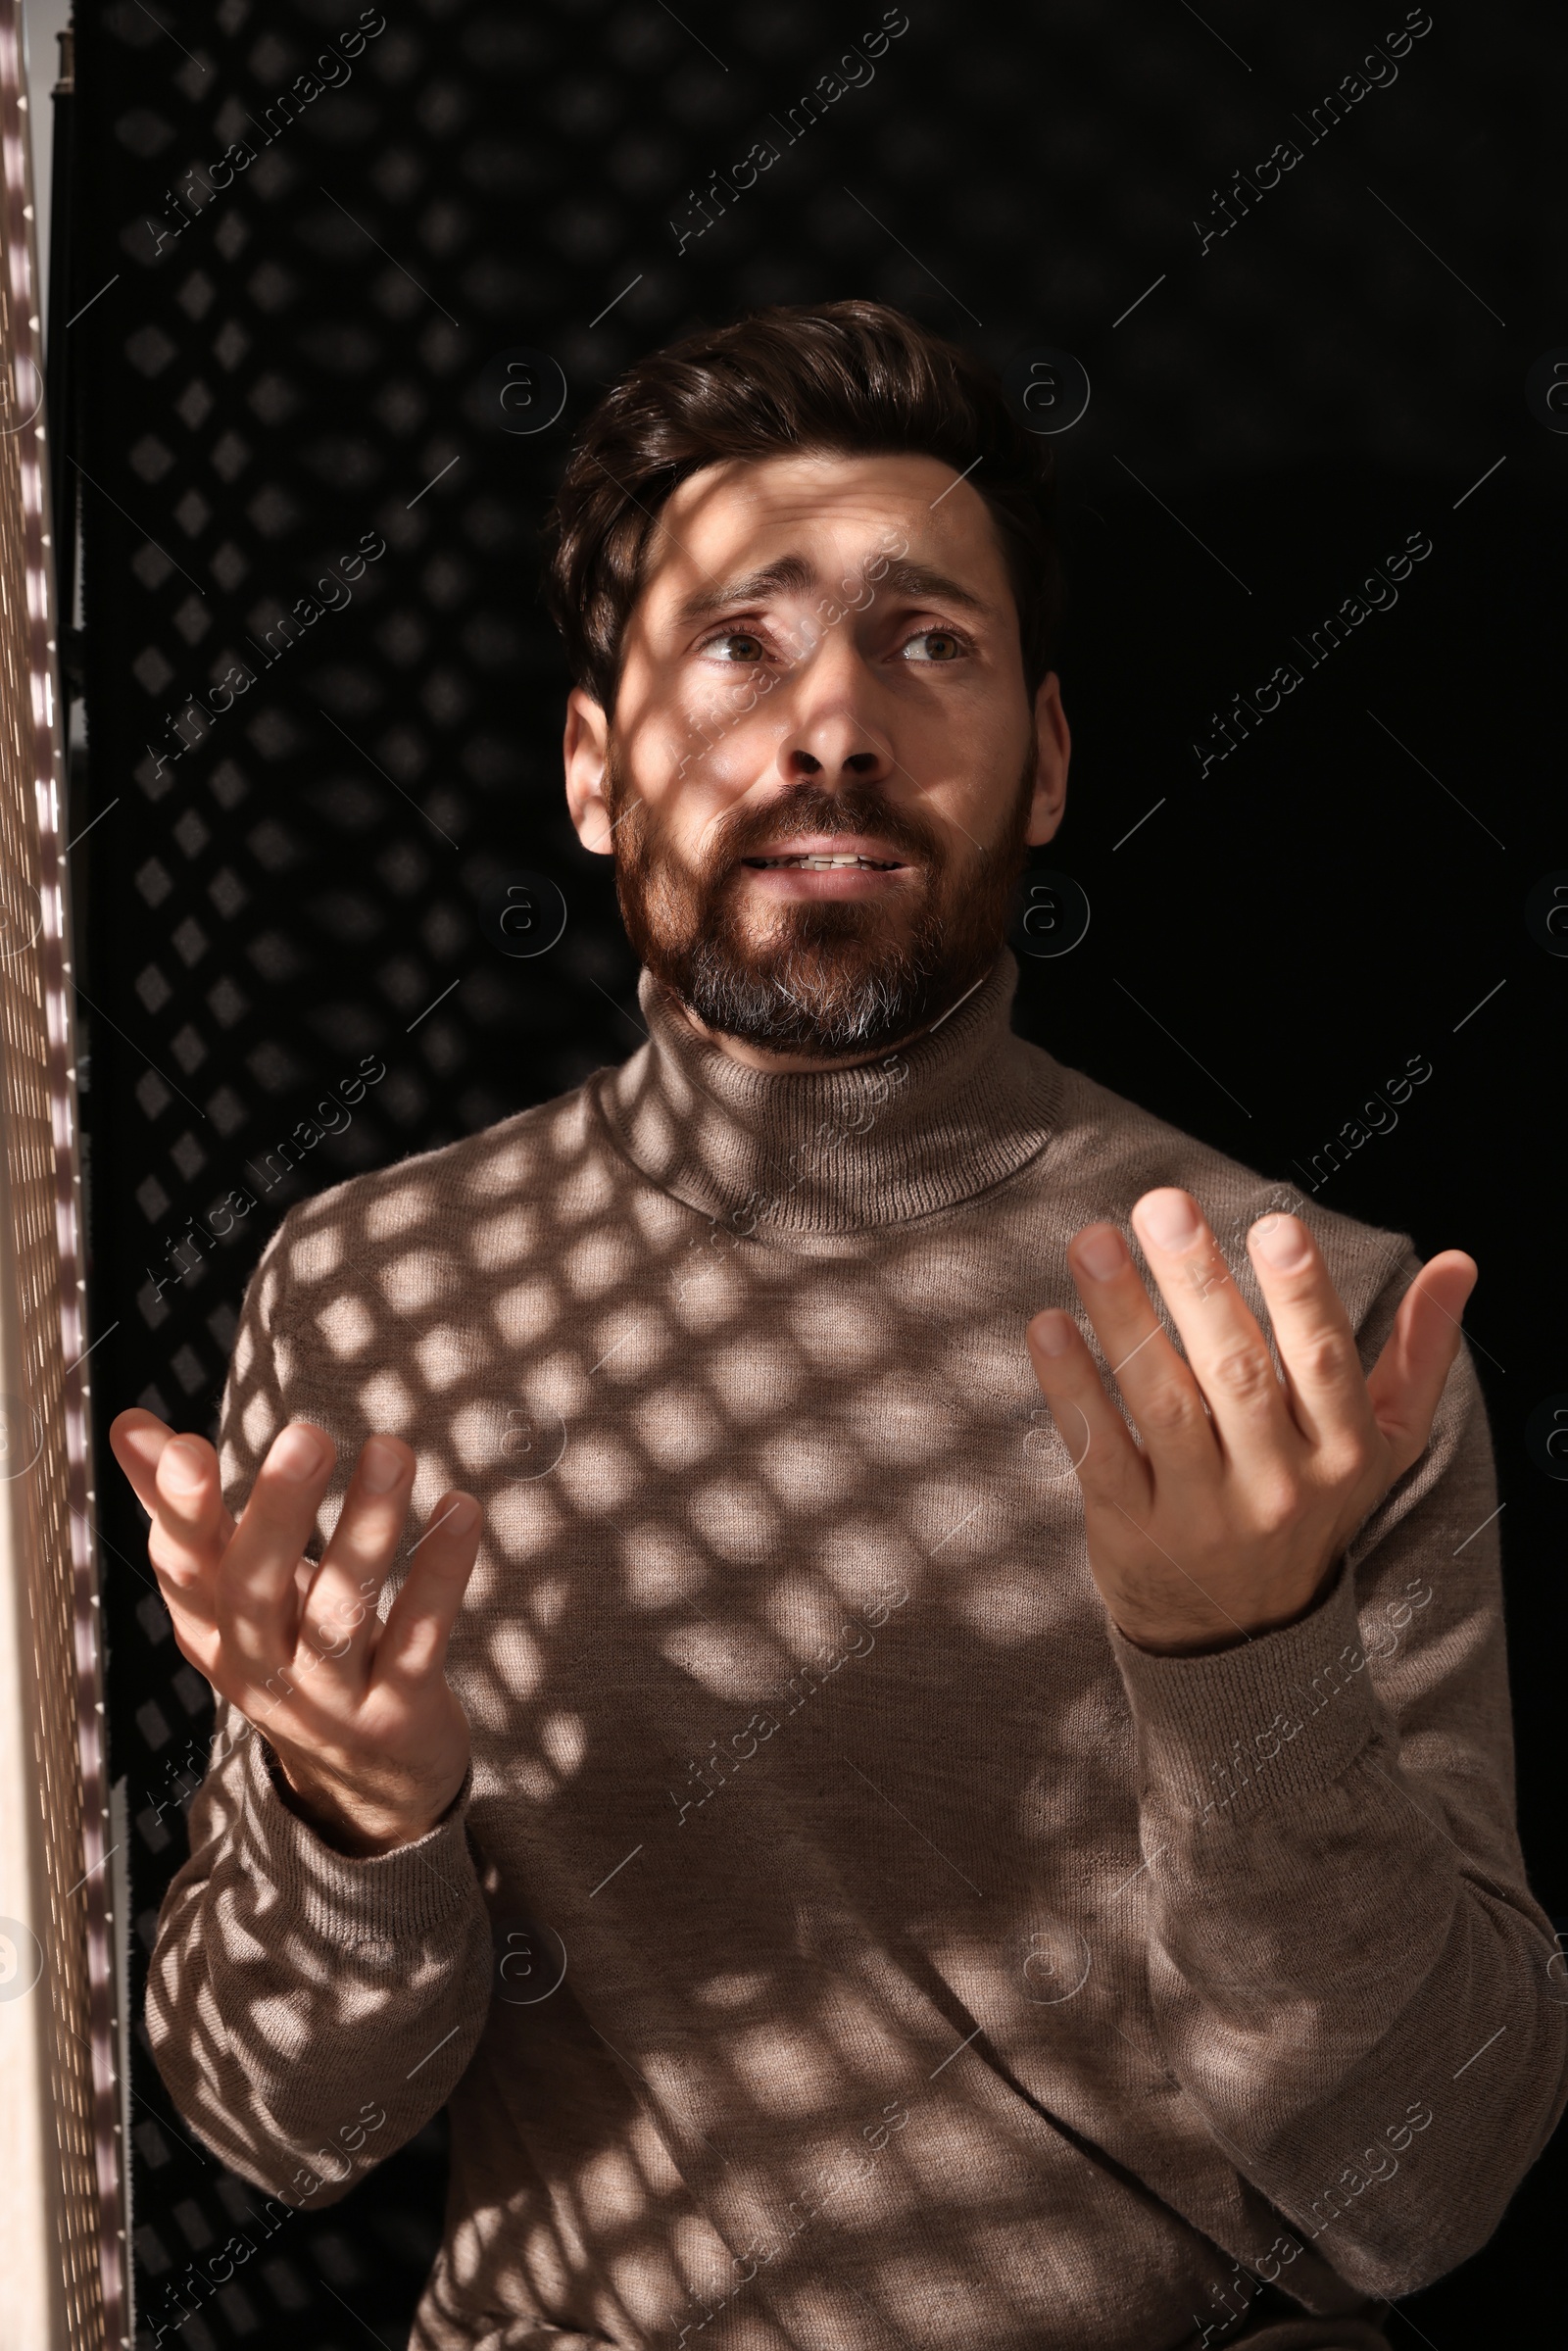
[145,954,1564,2351]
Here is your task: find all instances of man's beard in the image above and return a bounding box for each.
[606,738,1034,1059]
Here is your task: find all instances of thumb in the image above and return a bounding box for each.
[1365,1250,1479,1478]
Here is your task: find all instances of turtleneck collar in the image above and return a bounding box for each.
[593,950,1060,1238]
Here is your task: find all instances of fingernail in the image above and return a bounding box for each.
[360,1438,405,1494]
[270,1425,326,1482]
[1074,1226,1127,1282]
[1138,1190,1200,1252]
[1251,1212,1311,1271]
[160,1440,205,1494]
[1031,1310,1077,1358]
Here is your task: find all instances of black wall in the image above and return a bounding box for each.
[70,2,1566,2341]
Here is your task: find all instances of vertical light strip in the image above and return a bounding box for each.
[0,0,123,2341]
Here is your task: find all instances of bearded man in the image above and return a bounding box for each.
[112,301,1565,2351]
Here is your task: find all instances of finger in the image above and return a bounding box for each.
[152,1435,229,1593]
[372,1492,480,1697]
[109,1407,176,1518]
[1128,1189,1298,1466]
[1062,1218,1219,1475]
[298,1436,417,1683]
[1024,1309,1149,1508]
[216,1421,338,1679]
[1246,1210,1379,1456]
[112,1409,236,1544]
[1365,1249,1478,1479]
[109,1412,232,1638]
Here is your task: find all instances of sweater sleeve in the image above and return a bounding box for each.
[142,1212,496,2205]
[1107,1247,1568,2300]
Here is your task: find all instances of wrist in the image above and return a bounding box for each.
[1107,1557,1345,1658]
[268,1746,461,1856]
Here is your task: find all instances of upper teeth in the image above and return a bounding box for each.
[760,854,885,868]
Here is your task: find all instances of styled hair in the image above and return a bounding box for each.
[540,299,1060,715]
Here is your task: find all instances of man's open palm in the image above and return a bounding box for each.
[1025,1191,1479,1654]
[109,1412,482,1852]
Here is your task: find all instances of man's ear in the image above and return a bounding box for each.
[1025,671,1071,849]
[564,686,615,857]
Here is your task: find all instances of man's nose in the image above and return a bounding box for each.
[780,733,889,784]
[777,695,895,787]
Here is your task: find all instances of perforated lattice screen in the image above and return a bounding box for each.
[0,5,117,2340]
[0,283,106,2351]
[68,1,1566,2343]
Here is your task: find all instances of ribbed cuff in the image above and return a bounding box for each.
[242,1731,479,1940]
[1108,1560,1388,1829]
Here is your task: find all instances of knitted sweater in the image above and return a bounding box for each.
[145,952,1566,2351]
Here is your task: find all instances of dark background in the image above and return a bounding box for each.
[67,0,1565,2342]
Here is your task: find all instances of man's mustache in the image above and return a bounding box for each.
[701,788,944,873]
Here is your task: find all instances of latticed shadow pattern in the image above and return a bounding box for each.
[67,0,1563,2342]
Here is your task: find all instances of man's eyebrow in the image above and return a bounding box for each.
[668,554,997,628]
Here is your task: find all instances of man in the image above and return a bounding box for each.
[112,301,1564,2351]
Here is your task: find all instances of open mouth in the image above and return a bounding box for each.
[744,852,903,871]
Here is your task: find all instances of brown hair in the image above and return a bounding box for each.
[540,299,1061,715]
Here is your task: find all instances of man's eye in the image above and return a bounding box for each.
[899,628,966,662]
[702,629,766,662]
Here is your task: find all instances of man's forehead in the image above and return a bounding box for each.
[642,449,1006,606]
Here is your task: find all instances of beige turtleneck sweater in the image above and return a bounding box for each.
[145,953,1566,2351]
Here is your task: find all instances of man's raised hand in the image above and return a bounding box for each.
[1025,1191,1478,1654]
[109,1410,482,1853]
